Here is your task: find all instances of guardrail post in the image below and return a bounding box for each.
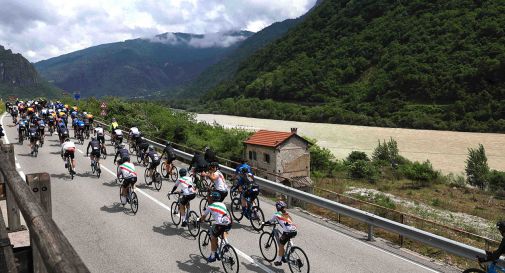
[335,194,341,223]
[367,224,374,241]
[26,173,51,273]
[1,144,21,232]
[0,206,18,273]
[399,214,404,247]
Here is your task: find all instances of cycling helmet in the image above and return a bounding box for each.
[179,168,187,177]
[275,201,287,212]
[112,118,116,122]
[241,167,249,174]
[64,138,70,142]
[497,221,505,233]
[149,145,154,151]
[210,191,221,202]
[119,144,126,148]
[209,162,219,168]
[204,146,209,152]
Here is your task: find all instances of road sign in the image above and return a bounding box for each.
[100,110,107,116]
[74,93,80,100]
[100,102,108,109]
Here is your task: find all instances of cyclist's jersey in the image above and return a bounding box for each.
[116,148,129,160]
[269,212,297,233]
[174,176,195,195]
[163,146,176,159]
[110,122,119,131]
[70,111,78,118]
[60,129,70,137]
[235,163,252,174]
[203,202,231,225]
[37,120,45,129]
[28,128,38,139]
[18,121,27,129]
[114,129,123,136]
[87,140,101,154]
[211,170,228,192]
[77,121,85,128]
[148,151,160,163]
[119,162,137,179]
[41,109,48,115]
[72,118,79,126]
[95,127,104,136]
[62,141,76,153]
[83,118,90,125]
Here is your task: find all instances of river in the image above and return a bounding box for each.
[195,113,505,174]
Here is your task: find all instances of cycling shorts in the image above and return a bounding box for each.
[165,156,176,163]
[117,157,130,165]
[97,135,105,144]
[149,160,160,170]
[180,193,196,206]
[64,150,75,159]
[122,176,137,188]
[279,231,297,245]
[243,186,259,200]
[216,190,228,202]
[211,223,232,238]
[90,149,101,157]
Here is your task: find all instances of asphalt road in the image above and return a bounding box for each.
[1,113,452,273]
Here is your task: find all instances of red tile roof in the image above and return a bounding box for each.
[243,130,296,148]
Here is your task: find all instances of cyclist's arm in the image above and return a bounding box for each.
[487,238,505,261]
[113,152,119,163]
[169,184,179,194]
[86,142,91,155]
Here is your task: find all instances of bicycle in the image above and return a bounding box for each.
[18,128,25,144]
[90,156,101,178]
[76,129,84,145]
[101,144,107,160]
[136,150,149,167]
[64,154,74,180]
[31,139,40,157]
[259,222,310,273]
[119,181,138,214]
[167,192,200,237]
[144,165,162,191]
[116,165,124,184]
[190,170,211,198]
[463,260,505,273]
[160,159,178,182]
[198,220,239,273]
[84,126,90,139]
[230,190,264,231]
[48,124,54,136]
[128,139,138,155]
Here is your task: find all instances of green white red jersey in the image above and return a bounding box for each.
[270,212,297,233]
[174,176,195,195]
[119,162,137,179]
[203,202,231,225]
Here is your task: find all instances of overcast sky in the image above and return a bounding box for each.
[0,0,317,62]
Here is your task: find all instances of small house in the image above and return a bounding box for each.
[243,128,312,191]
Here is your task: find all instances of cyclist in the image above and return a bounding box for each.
[82,113,91,136]
[61,138,76,173]
[263,201,298,266]
[188,151,208,175]
[205,162,228,202]
[146,145,161,179]
[137,137,149,160]
[113,128,123,145]
[59,127,70,144]
[204,146,218,163]
[240,167,259,218]
[36,118,46,143]
[479,221,505,263]
[28,125,39,152]
[114,144,130,165]
[94,125,105,146]
[119,158,137,205]
[72,116,80,138]
[128,126,141,145]
[199,191,232,263]
[11,106,18,123]
[86,112,94,130]
[161,141,177,177]
[86,137,101,167]
[76,119,85,140]
[169,168,196,227]
[17,118,27,141]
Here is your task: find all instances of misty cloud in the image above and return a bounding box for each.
[0,0,317,62]
[147,31,250,48]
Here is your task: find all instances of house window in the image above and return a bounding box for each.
[253,151,257,160]
[249,151,253,160]
[264,153,270,163]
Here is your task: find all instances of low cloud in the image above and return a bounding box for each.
[0,0,317,62]
[147,31,250,48]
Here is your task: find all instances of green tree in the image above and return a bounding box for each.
[465,144,489,190]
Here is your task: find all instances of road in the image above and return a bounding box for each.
[1,113,454,273]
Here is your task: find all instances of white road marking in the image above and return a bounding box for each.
[15,163,21,169]
[18,171,26,181]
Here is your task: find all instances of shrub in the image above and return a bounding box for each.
[488,170,505,197]
[399,160,439,187]
[445,173,467,188]
[347,151,369,163]
[372,138,400,166]
[309,144,335,175]
[465,144,489,190]
[348,160,379,182]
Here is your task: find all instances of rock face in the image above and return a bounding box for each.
[0,45,39,86]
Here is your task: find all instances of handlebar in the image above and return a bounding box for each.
[166,192,181,200]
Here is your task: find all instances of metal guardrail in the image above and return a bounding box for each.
[93,119,503,264]
[0,144,90,273]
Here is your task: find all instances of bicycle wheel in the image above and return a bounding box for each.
[259,232,277,262]
[199,198,208,216]
[198,230,211,259]
[69,164,74,180]
[130,191,138,214]
[253,197,260,208]
[221,244,239,273]
[142,157,149,167]
[462,269,486,273]
[117,166,124,184]
[161,161,168,178]
[129,143,135,154]
[96,163,101,178]
[136,153,142,164]
[287,246,310,273]
[170,202,181,226]
[154,172,162,191]
[144,168,151,185]
[119,185,124,204]
[187,211,200,238]
[230,198,243,222]
[91,161,96,174]
[101,148,107,159]
[170,166,178,182]
[249,206,265,231]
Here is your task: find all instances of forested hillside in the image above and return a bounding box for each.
[35,32,252,98]
[0,45,59,98]
[204,0,505,132]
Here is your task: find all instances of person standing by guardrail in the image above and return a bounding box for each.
[479,221,505,263]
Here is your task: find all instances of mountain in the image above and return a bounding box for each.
[0,45,59,98]
[204,0,505,132]
[35,31,253,98]
[176,0,323,98]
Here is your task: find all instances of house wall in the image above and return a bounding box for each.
[245,145,278,181]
